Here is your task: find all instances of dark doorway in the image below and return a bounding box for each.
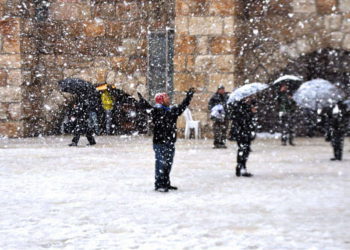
[147,29,175,100]
[258,48,350,135]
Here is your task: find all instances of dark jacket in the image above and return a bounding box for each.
[277,91,297,114]
[228,101,256,141]
[151,92,194,145]
[329,102,350,138]
[71,98,91,135]
[208,92,229,111]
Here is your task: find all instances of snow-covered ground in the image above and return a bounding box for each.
[0,135,349,249]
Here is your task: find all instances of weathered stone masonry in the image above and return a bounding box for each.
[0,0,350,138]
[174,0,350,134]
[0,0,173,137]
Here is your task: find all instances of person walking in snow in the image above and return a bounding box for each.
[208,85,229,149]
[277,84,297,146]
[69,98,96,146]
[138,88,195,192]
[328,100,350,161]
[228,97,257,177]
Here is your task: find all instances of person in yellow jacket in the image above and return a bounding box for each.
[101,88,115,135]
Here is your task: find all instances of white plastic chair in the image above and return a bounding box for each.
[183,108,201,139]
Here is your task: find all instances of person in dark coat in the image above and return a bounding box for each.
[317,106,333,142]
[328,100,350,161]
[208,85,229,149]
[277,84,297,146]
[138,88,195,192]
[87,92,100,136]
[69,97,96,146]
[228,97,257,177]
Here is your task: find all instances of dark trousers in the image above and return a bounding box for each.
[153,143,175,189]
[236,136,251,169]
[72,128,96,145]
[331,134,344,160]
[280,114,294,144]
[213,120,228,146]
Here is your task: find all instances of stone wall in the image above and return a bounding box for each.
[174,0,350,137]
[174,0,237,135]
[0,0,174,137]
[1,0,349,138]
[0,1,25,137]
[31,0,174,136]
[235,0,350,84]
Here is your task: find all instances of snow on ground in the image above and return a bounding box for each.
[0,135,349,249]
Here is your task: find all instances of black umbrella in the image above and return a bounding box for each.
[58,78,101,112]
[58,78,96,96]
[272,75,303,92]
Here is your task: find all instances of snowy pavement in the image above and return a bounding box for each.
[0,135,349,249]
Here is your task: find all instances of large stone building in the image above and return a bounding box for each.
[0,0,350,138]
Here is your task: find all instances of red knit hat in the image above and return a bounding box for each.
[155,93,168,104]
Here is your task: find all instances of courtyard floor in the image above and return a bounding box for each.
[0,135,349,249]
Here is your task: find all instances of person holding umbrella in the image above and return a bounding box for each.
[228,97,257,177]
[292,79,347,159]
[138,88,196,192]
[227,82,267,177]
[59,78,98,146]
[68,98,96,146]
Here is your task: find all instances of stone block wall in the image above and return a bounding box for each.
[174,0,237,136]
[0,0,174,137]
[174,0,350,138]
[1,0,350,138]
[0,1,24,137]
[29,0,174,136]
[235,0,350,84]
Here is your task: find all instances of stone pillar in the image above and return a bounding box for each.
[0,17,24,137]
[174,0,236,137]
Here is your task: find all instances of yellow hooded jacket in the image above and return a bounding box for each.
[101,90,114,111]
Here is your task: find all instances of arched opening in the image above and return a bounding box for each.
[258,48,350,135]
[277,48,350,94]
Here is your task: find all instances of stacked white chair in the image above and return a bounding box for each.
[183,108,201,139]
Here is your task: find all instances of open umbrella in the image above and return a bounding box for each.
[58,78,101,112]
[58,78,97,96]
[227,82,268,104]
[293,79,345,110]
[272,75,303,93]
[273,75,303,85]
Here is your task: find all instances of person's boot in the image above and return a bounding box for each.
[168,185,178,190]
[155,187,169,192]
[240,168,253,177]
[241,172,253,177]
[87,137,96,146]
[281,140,287,146]
[69,142,78,146]
[331,149,342,161]
[336,150,342,161]
[289,139,295,146]
[235,166,241,177]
